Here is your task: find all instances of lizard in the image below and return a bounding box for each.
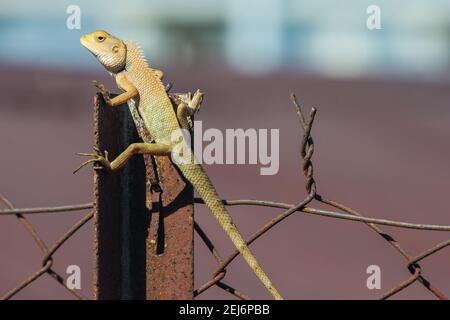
[76,30,282,300]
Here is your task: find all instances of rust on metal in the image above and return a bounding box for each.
[93,94,194,300]
[145,155,194,299]
[2,93,450,300]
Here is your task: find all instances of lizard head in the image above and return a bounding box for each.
[80,30,127,74]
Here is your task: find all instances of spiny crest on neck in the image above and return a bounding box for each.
[124,40,151,69]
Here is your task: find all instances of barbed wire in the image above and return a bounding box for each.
[0,193,92,300]
[1,94,449,300]
[192,94,450,300]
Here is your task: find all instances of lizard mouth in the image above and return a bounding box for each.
[80,34,98,56]
[79,34,88,46]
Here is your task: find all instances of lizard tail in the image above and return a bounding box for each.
[178,161,283,300]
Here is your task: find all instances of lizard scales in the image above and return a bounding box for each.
[79,30,282,300]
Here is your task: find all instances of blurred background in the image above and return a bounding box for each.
[1,0,450,299]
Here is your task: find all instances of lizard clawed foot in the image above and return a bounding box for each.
[186,90,204,128]
[92,80,112,105]
[189,89,204,112]
[73,147,111,174]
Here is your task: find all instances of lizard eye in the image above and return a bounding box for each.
[96,36,106,42]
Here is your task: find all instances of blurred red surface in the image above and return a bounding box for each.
[1,64,449,299]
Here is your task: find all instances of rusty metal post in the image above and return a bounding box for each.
[93,94,194,300]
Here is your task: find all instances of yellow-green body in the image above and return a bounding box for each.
[121,41,180,144]
[79,30,282,299]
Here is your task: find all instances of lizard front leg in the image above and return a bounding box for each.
[93,74,138,107]
[74,143,172,173]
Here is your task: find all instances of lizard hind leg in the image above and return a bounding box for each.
[175,89,204,130]
[109,143,172,170]
[74,143,172,173]
[152,68,164,79]
[189,89,204,113]
[176,102,193,130]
